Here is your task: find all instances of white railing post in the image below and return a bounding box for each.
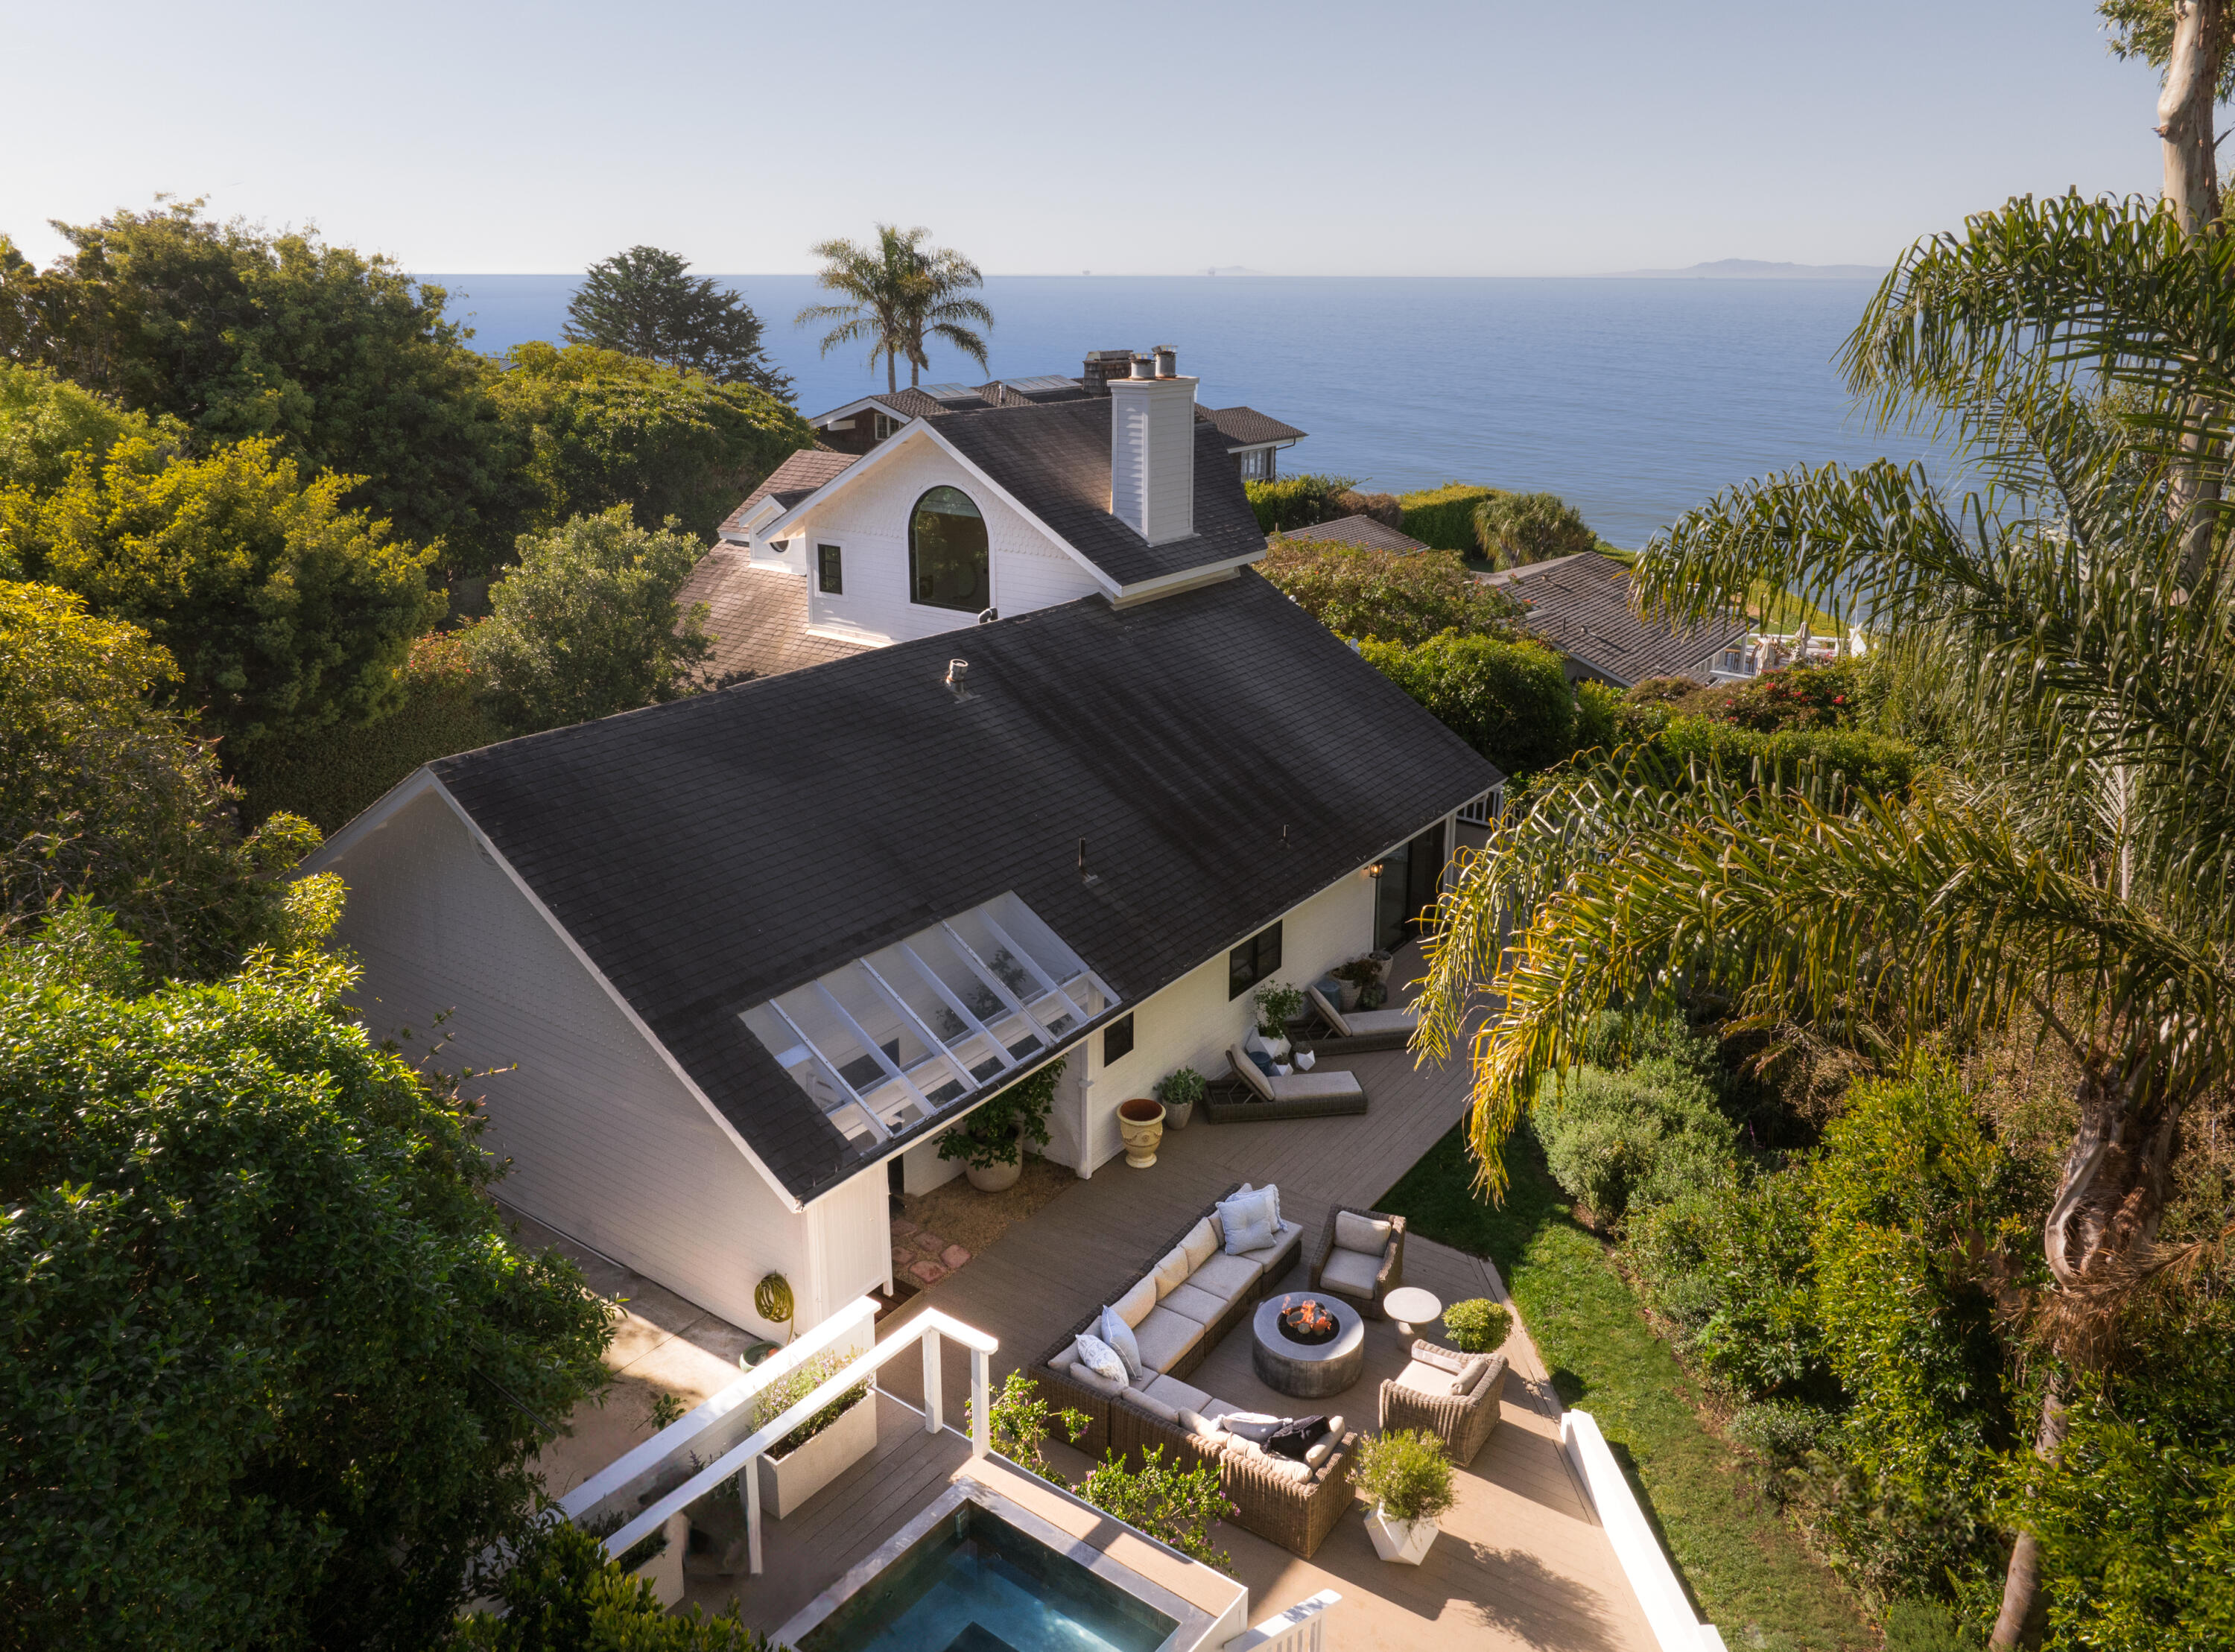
[742,1458,764,1576]
[1223,1589,1340,1651]
[922,1327,943,1435]
[969,1346,991,1458]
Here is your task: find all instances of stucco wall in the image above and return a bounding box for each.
[790,431,1106,645]
[323,784,820,1339]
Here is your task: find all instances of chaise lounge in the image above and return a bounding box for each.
[1305,983,1421,1049]
[1204,1043,1368,1122]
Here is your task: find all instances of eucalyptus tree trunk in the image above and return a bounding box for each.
[2160,0,2226,586]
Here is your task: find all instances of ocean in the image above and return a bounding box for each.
[420,273,1946,551]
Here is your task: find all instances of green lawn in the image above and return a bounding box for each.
[1379,1125,1874,1652]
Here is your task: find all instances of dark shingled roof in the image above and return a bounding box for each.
[719,449,857,536]
[1276,516,1428,556]
[931,400,1267,588]
[430,572,1500,1203]
[674,550,872,682]
[1482,552,1749,686]
[1202,405,1308,448]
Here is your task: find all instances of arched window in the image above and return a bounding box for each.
[908,486,989,613]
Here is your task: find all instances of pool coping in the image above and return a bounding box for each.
[775,1477,1224,1652]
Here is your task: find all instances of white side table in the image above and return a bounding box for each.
[1383,1286,1442,1341]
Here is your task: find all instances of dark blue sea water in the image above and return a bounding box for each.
[421,273,1944,550]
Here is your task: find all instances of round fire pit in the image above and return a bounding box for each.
[1250,1293,1365,1399]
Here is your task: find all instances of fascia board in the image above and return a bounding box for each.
[808,394,913,428]
[299,766,440,873]
[423,777,809,1213]
[1112,550,1267,604]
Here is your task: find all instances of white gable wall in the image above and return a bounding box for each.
[321,786,830,1340]
[790,433,1105,646]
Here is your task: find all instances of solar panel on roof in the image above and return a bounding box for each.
[920,383,981,404]
[1004,375,1080,395]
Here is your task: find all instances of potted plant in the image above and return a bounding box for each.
[1252,979,1306,1058]
[1117,1096,1166,1167]
[939,1059,1062,1191]
[1354,1428,1456,1564]
[749,1348,876,1519]
[1155,1066,1205,1131]
[1329,957,1380,1013]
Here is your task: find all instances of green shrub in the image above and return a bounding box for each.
[1570,676,1623,757]
[1579,1007,1722,1084]
[451,1518,775,1650]
[1397,482,1500,551]
[1080,1446,1234,1569]
[1714,658,1868,733]
[1359,631,1575,774]
[1727,1400,1836,1471]
[1532,1057,1737,1224]
[1878,1600,1966,1652]
[1629,1176,1827,1401]
[1260,539,1518,644]
[971,1370,1088,1478]
[1243,471,1357,533]
[938,1056,1061,1169]
[1442,1297,1510,1353]
[1651,715,1920,801]
[1351,1429,1456,1523]
[1473,490,1597,568]
[238,627,505,832]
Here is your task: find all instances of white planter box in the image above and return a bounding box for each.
[1365,1505,1439,1565]
[755,1391,878,1519]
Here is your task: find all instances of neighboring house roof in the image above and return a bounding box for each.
[1481,552,1749,686]
[1202,406,1308,448]
[976,378,1096,407]
[719,449,858,536]
[427,571,1500,1204]
[928,400,1267,588]
[1275,516,1428,556]
[675,549,872,682]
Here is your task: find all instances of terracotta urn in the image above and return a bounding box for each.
[1117,1098,1166,1169]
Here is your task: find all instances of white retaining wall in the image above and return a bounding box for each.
[1561,1411,1728,1652]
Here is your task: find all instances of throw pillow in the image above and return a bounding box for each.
[1412,1340,1468,1373]
[1224,1211,1274,1256]
[1305,1439,1334,1469]
[1334,1210,1393,1254]
[1453,1353,1493,1395]
[1098,1305,1145,1382]
[1074,1332,1128,1387]
[1216,1412,1283,1443]
[1246,1049,1276,1078]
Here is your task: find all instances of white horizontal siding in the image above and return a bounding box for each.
[325,787,812,1338]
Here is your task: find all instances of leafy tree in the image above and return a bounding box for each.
[799,224,992,393]
[450,1519,774,1650]
[1471,490,1598,569]
[0,580,323,976]
[1260,540,1520,644]
[0,199,529,574]
[3,432,443,759]
[1359,631,1576,774]
[0,919,615,1651]
[466,509,712,734]
[563,246,793,401]
[492,342,814,541]
[0,360,178,497]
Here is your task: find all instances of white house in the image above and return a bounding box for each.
[308,350,1499,1347]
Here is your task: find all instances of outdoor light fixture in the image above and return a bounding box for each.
[1366,861,1386,880]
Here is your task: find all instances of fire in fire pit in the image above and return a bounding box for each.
[1276,1295,1339,1347]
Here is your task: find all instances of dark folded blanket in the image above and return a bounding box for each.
[1223,1414,1331,1458]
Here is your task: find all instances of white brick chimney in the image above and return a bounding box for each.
[1109,347,1196,544]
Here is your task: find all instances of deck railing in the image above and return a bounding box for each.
[571,1300,995,1577]
[1224,1589,1340,1651]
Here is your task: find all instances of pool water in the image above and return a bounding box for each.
[798,1503,1176,1652]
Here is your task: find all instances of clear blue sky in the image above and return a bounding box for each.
[0,0,2168,276]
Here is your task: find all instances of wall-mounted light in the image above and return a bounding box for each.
[1366,861,1386,880]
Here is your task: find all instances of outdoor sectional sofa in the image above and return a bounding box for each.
[1108,1376,1359,1559]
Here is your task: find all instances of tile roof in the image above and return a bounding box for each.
[931,399,1267,588]
[1275,516,1429,556]
[1480,552,1749,686]
[1202,405,1308,448]
[718,449,857,536]
[674,550,872,682]
[430,572,1500,1203]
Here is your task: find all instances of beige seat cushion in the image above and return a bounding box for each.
[1334,1211,1393,1254]
[1112,1274,1158,1329]
[1161,1282,1227,1326]
[1268,1067,1365,1101]
[1132,1305,1205,1373]
[1122,1386,1180,1423]
[1307,985,1351,1037]
[1144,1373,1211,1414]
[1062,1358,1128,1398]
[1320,1247,1383,1297]
[1393,1359,1451,1397]
[1152,1245,1192,1299]
[1179,1217,1219,1274]
[1188,1250,1260,1302]
[1342,1006,1419,1036]
[1229,1046,1277,1102]
[1237,1218,1304,1274]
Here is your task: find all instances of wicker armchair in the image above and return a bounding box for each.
[1380,1341,1507,1468]
[1309,1204,1405,1319]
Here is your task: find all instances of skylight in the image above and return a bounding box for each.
[1002,375,1079,396]
[739,892,1116,1147]
[919,383,983,404]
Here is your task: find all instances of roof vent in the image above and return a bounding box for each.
[1129,354,1155,379]
[977,607,999,625]
[1153,346,1177,378]
[945,659,968,696]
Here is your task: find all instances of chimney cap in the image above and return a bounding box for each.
[1152,345,1178,378]
[944,658,969,695]
[1129,354,1155,379]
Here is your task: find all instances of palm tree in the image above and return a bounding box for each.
[796,226,993,394]
[1416,188,2235,1649]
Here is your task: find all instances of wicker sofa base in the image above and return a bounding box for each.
[1109,1402,1358,1559]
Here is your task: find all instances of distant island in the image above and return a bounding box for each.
[1606,258,1886,281]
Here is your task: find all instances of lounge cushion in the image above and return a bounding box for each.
[1342,1006,1421,1036]
[1099,1305,1144,1382]
[1189,1249,1261,1302]
[1335,1211,1393,1254]
[1237,1217,1304,1274]
[1319,1247,1383,1297]
[1132,1305,1205,1374]
[1144,1373,1211,1415]
[1307,984,1350,1036]
[1230,1046,1277,1101]
[1153,1245,1192,1299]
[1162,1282,1227,1326]
[1180,1218,1219,1274]
[1112,1274,1158,1329]
[1393,1359,1451,1397]
[1123,1386,1179,1423]
[1269,1068,1365,1100]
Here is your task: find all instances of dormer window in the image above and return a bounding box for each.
[909,486,989,613]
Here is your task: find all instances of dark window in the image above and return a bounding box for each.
[1228,922,1283,1000]
[909,486,990,612]
[1103,1014,1135,1065]
[817,543,843,594]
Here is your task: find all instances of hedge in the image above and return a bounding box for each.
[1398,483,1503,552]
[1244,472,1357,533]
[1650,715,1918,800]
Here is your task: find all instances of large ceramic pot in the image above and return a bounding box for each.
[964,1127,1025,1191]
[1161,1098,1196,1131]
[1365,1505,1439,1565]
[1116,1098,1166,1169]
[1337,979,1363,1012]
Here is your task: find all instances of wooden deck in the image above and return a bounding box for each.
[666,989,1658,1652]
